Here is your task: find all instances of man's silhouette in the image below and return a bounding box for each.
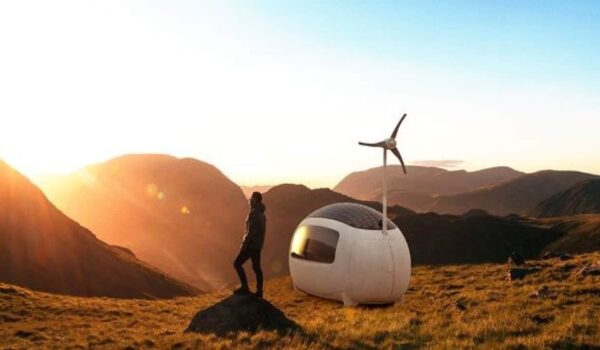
[233,191,266,297]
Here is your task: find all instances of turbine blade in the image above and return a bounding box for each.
[391,148,407,174]
[358,141,386,148]
[390,114,407,139]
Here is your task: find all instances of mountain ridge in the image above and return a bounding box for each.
[333,165,525,211]
[335,165,599,215]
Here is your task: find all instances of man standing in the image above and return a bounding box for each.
[233,191,266,298]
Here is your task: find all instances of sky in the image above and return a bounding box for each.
[1,0,599,188]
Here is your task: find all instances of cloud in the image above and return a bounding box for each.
[410,160,464,168]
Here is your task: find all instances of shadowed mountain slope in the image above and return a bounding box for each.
[40,154,248,291]
[524,214,600,254]
[429,171,600,215]
[334,166,524,211]
[263,184,563,272]
[0,160,197,298]
[530,180,600,217]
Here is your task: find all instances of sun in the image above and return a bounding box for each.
[0,150,83,180]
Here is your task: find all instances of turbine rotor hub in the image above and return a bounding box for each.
[385,138,396,149]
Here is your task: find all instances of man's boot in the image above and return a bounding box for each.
[233,285,250,295]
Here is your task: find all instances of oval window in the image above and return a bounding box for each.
[290,225,339,263]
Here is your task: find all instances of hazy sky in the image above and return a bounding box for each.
[1,1,599,187]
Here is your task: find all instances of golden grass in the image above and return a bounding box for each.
[1,252,599,349]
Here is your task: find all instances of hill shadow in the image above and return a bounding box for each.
[185,294,302,336]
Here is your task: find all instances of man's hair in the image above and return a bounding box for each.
[251,191,262,203]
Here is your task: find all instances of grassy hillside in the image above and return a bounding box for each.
[2,252,599,349]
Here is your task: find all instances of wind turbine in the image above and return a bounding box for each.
[358,114,408,235]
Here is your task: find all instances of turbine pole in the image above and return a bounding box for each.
[382,148,387,235]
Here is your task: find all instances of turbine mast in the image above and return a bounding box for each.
[382,148,388,235]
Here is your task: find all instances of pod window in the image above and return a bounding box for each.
[290,225,339,264]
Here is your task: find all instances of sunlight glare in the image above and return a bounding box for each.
[181,206,190,215]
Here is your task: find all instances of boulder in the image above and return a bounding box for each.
[508,267,541,281]
[559,253,573,261]
[185,294,300,335]
[507,251,525,266]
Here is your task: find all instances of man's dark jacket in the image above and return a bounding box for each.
[241,202,266,250]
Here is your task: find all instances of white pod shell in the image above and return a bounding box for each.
[289,203,411,306]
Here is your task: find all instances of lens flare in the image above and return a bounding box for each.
[146,184,158,198]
